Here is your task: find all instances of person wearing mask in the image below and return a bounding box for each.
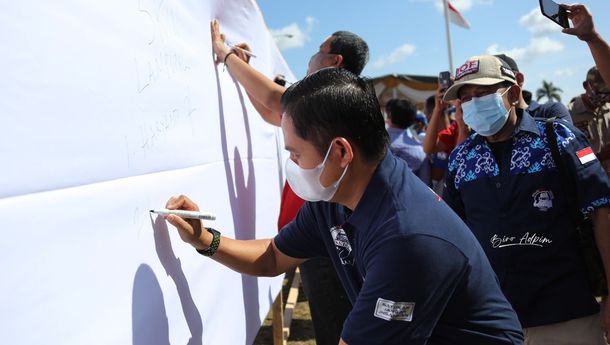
[162,68,524,345]
[211,20,369,345]
[443,55,610,344]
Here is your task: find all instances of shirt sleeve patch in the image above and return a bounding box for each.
[373,298,415,322]
[576,146,597,164]
[580,197,610,215]
[551,121,577,152]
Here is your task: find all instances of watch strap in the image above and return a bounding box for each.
[196,227,221,257]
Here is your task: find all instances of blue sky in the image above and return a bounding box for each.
[257,0,610,103]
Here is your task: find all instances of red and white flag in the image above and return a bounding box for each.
[576,147,597,164]
[447,1,471,29]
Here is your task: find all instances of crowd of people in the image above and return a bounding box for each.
[163,3,610,345]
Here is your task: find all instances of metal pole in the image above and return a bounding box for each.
[442,0,454,74]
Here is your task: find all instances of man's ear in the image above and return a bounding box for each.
[509,85,521,105]
[333,137,353,167]
[333,54,344,68]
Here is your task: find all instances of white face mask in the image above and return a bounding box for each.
[285,143,349,202]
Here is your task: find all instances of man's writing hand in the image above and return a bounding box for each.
[164,195,210,250]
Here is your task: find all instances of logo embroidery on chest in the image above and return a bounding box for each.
[532,189,554,211]
[330,225,353,265]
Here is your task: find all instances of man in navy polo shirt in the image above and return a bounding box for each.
[442,55,610,344]
[163,68,523,345]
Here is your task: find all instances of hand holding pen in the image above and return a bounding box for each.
[155,195,214,250]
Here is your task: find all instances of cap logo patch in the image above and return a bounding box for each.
[455,60,479,80]
[501,66,516,80]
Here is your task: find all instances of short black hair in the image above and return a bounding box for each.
[386,98,417,129]
[329,31,369,75]
[281,68,388,163]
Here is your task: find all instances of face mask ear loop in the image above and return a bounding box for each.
[500,85,512,98]
[509,87,519,106]
[330,163,350,189]
[315,142,337,189]
[322,139,350,191]
[500,85,516,111]
[321,142,334,164]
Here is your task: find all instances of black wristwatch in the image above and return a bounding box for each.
[196,228,221,257]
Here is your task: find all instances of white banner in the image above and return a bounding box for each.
[0,0,293,344]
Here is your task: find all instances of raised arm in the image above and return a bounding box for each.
[228,42,279,122]
[211,19,286,126]
[164,195,305,276]
[562,3,610,87]
[454,101,470,147]
[423,88,450,154]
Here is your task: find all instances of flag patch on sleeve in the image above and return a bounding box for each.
[576,147,596,164]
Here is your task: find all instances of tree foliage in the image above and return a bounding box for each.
[536,80,563,103]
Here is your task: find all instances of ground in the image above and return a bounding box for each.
[253,270,316,345]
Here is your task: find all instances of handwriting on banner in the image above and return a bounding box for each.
[127,0,198,167]
[135,0,191,94]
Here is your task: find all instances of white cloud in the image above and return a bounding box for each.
[486,43,527,61]
[555,68,574,77]
[372,44,417,69]
[433,0,492,12]
[519,7,562,36]
[270,17,316,51]
[486,37,563,62]
[305,16,315,32]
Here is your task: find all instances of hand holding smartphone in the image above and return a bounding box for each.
[539,0,569,29]
[439,71,453,91]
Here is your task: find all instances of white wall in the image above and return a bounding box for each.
[0,0,292,344]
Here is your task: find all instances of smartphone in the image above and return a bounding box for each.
[439,71,453,90]
[539,0,569,29]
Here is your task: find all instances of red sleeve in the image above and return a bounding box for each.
[277,182,305,231]
[437,122,458,153]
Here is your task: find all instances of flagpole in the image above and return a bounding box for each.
[442,0,454,75]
